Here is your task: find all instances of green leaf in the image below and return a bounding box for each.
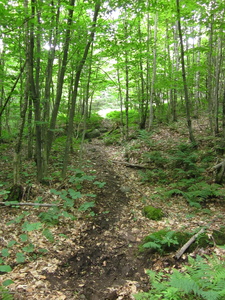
[68,189,82,199]
[38,248,48,254]
[63,198,74,207]
[16,252,26,263]
[93,181,106,188]
[7,240,17,247]
[0,265,12,273]
[78,201,95,212]
[85,193,96,198]
[20,234,28,242]
[22,243,35,253]
[42,228,54,242]
[50,188,61,195]
[1,249,10,258]
[22,221,42,232]
[2,279,14,287]
[143,241,161,250]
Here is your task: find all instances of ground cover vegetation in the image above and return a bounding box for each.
[0,0,225,298]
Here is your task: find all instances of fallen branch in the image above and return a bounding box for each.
[0,202,61,207]
[174,228,205,259]
[112,161,151,169]
[211,160,225,170]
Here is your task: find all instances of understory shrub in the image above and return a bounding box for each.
[106,109,140,125]
[143,206,164,220]
[134,255,225,300]
[139,229,212,255]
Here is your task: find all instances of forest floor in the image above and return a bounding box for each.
[1,121,225,299]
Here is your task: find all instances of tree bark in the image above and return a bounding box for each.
[46,0,76,159]
[176,0,196,145]
[148,12,158,131]
[62,1,101,178]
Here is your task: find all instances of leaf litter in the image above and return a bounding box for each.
[1,122,225,299]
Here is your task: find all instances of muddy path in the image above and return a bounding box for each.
[46,141,151,299]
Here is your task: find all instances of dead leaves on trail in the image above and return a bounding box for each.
[1,123,225,299]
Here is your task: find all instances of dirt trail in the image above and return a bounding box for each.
[46,141,150,299]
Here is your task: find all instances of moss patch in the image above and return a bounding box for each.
[143,206,164,220]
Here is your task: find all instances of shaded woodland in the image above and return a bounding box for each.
[1,0,225,299]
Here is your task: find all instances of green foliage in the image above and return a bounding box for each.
[106,109,140,126]
[139,168,168,184]
[139,229,179,254]
[134,255,225,300]
[16,252,26,263]
[0,184,10,200]
[169,143,202,179]
[142,151,168,168]
[103,130,121,145]
[166,182,222,207]
[68,168,96,188]
[213,227,225,246]
[0,265,12,273]
[93,181,106,188]
[0,285,14,300]
[38,207,62,225]
[78,201,95,212]
[143,206,164,220]
[22,221,42,232]
[139,229,211,255]
[42,228,55,242]
[138,130,155,147]
[86,113,103,129]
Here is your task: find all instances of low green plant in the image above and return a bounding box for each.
[138,130,155,147]
[68,168,96,188]
[139,229,179,254]
[0,285,14,300]
[139,169,168,184]
[103,130,121,145]
[142,151,168,168]
[165,182,223,208]
[134,255,225,300]
[78,201,95,212]
[139,229,211,255]
[143,206,164,220]
[106,109,139,125]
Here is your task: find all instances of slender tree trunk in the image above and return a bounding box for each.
[62,1,101,178]
[138,19,146,129]
[207,13,214,133]
[116,62,125,139]
[28,0,43,182]
[176,0,196,145]
[194,32,201,117]
[47,0,75,159]
[148,12,158,131]
[42,0,60,177]
[125,52,129,140]
[214,34,222,134]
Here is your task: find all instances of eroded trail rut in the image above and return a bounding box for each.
[46,142,150,299]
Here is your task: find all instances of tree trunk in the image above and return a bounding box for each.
[214,34,223,135]
[148,12,158,131]
[176,0,196,145]
[62,1,101,178]
[28,0,43,182]
[46,0,76,160]
[206,12,214,134]
[42,0,60,177]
